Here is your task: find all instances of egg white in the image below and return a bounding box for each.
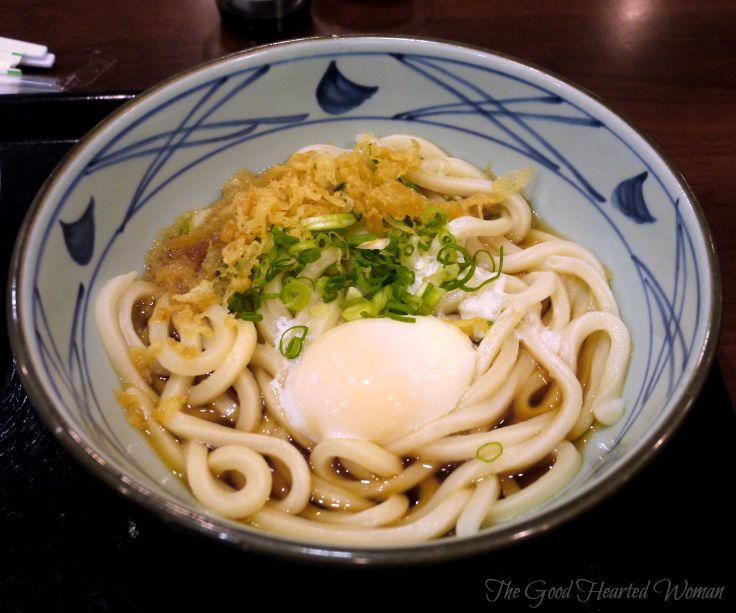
[275,316,476,445]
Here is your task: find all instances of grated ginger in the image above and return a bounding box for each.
[116,389,147,429]
[154,395,187,424]
[129,347,157,381]
[442,317,491,339]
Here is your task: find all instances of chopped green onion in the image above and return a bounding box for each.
[384,217,416,235]
[476,441,503,463]
[441,263,461,283]
[280,278,312,311]
[289,240,316,255]
[421,283,446,310]
[437,243,476,291]
[295,275,315,288]
[345,286,363,302]
[438,230,455,245]
[371,287,390,313]
[229,194,476,331]
[319,273,347,303]
[271,226,299,247]
[228,289,264,322]
[399,177,423,193]
[394,266,415,287]
[314,233,332,249]
[279,325,308,359]
[347,232,379,247]
[295,247,321,265]
[463,246,505,291]
[333,181,346,192]
[495,245,505,281]
[420,206,447,226]
[342,300,373,321]
[302,213,357,231]
[417,235,433,251]
[387,299,413,314]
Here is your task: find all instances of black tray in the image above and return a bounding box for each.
[1,93,733,612]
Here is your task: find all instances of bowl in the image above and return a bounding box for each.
[8,36,721,564]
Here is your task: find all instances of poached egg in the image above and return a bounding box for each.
[277,316,476,445]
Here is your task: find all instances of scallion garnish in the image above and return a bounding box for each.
[399,177,423,193]
[288,239,316,255]
[384,217,416,235]
[279,325,309,359]
[228,289,264,322]
[314,233,332,249]
[302,213,357,231]
[271,226,299,247]
[437,243,476,290]
[342,300,373,321]
[347,232,378,247]
[476,441,503,463]
[280,278,312,311]
[462,246,505,291]
[226,183,504,330]
[420,206,447,227]
[421,283,446,310]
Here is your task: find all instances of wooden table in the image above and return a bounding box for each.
[3,0,735,398]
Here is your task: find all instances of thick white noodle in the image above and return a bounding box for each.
[149,301,236,376]
[560,311,631,428]
[456,477,500,537]
[251,490,473,546]
[310,439,404,479]
[165,413,311,514]
[233,369,262,432]
[303,495,410,528]
[185,441,272,519]
[187,319,256,405]
[117,280,159,351]
[95,272,156,399]
[418,412,555,462]
[484,441,582,524]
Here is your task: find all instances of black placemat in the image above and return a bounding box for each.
[1,94,733,612]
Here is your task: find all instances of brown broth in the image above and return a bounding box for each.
[182,404,233,427]
[132,296,155,344]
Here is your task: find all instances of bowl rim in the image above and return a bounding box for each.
[7,34,723,565]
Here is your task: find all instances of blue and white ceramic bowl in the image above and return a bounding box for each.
[8,36,721,563]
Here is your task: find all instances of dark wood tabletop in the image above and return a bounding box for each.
[3,0,735,399]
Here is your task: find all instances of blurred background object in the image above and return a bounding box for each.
[216,0,311,38]
[216,0,307,20]
[0,35,58,94]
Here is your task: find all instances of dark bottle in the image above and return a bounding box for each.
[216,0,308,20]
[216,0,312,39]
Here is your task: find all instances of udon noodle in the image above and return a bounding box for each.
[96,134,631,545]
